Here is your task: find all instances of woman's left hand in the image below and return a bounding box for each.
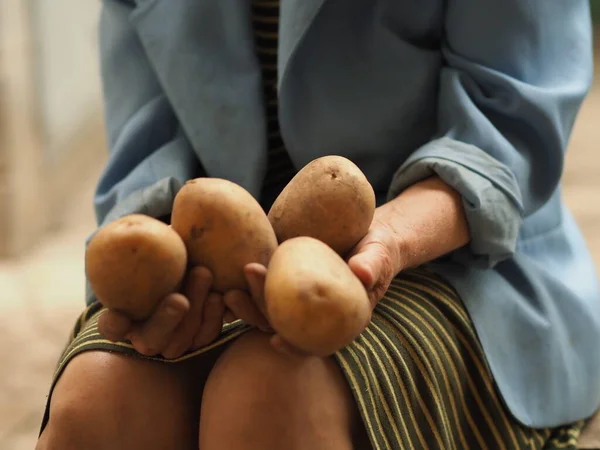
[347,217,406,308]
[226,216,408,353]
[225,177,470,356]
[222,264,272,332]
[228,263,308,356]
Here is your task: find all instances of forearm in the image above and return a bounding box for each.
[378,176,470,270]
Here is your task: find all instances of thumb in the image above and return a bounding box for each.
[348,244,384,290]
[98,309,132,342]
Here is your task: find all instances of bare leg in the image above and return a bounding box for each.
[36,351,207,450]
[199,330,368,450]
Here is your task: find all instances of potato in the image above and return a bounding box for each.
[268,155,376,256]
[265,237,371,356]
[85,214,187,321]
[171,178,278,292]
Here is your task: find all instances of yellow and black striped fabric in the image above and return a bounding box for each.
[40,269,584,449]
[334,270,584,450]
[251,0,298,202]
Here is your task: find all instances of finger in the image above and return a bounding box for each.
[98,309,132,342]
[129,293,189,356]
[224,290,271,331]
[244,263,268,315]
[162,267,212,359]
[245,263,267,298]
[223,308,237,324]
[270,334,310,358]
[193,293,225,348]
[347,244,386,290]
[349,241,396,309]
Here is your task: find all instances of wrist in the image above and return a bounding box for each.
[375,176,470,269]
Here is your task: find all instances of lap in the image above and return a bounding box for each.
[38,268,584,450]
[39,328,367,450]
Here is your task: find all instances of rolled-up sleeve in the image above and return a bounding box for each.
[86,0,202,304]
[387,0,593,268]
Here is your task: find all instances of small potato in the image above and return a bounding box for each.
[171,178,278,293]
[265,236,372,357]
[268,155,376,256]
[86,214,187,321]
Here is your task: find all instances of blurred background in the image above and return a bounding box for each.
[0,2,599,449]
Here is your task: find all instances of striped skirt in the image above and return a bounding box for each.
[40,269,584,449]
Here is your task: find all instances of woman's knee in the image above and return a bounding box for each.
[200,331,358,449]
[38,351,200,450]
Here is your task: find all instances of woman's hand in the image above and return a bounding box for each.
[226,263,311,356]
[98,266,226,359]
[347,219,406,307]
[349,176,471,308]
[221,263,272,331]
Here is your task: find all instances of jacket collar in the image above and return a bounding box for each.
[131,0,327,88]
[129,0,327,192]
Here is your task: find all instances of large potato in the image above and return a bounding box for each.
[265,236,371,356]
[268,155,376,256]
[85,214,187,321]
[171,178,278,292]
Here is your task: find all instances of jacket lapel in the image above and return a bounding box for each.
[278,0,327,88]
[129,0,327,195]
[130,0,268,196]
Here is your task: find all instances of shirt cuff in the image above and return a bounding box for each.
[387,137,523,268]
[85,176,183,306]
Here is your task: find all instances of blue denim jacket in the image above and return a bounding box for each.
[92,0,600,427]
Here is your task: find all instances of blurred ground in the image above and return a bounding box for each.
[1,59,600,450]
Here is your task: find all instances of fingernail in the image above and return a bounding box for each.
[166,304,182,316]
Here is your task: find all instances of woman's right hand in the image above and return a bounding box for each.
[97,267,226,360]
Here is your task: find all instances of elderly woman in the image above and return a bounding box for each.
[37,1,599,449]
